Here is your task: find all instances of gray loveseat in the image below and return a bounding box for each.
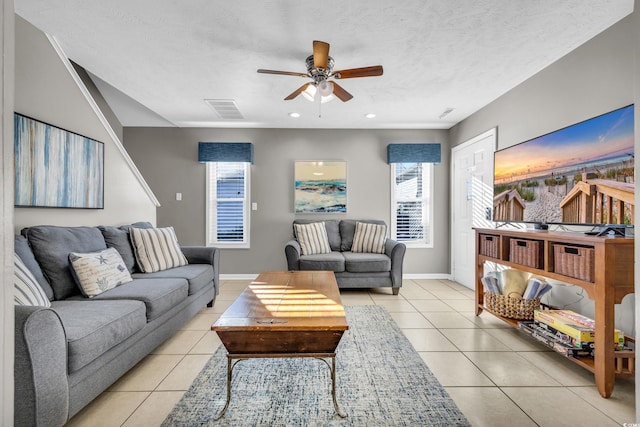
[13,223,219,427]
[285,219,406,295]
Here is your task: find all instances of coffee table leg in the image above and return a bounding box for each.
[213,356,234,420]
[330,356,347,418]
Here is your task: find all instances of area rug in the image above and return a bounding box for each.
[162,305,470,426]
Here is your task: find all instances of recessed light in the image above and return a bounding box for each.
[365,113,376,119]
[289,112,300,118]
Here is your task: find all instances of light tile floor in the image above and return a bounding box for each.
[66,279,635,427]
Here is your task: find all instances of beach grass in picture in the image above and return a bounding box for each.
[14,113,105,209]
[295,161,347,213]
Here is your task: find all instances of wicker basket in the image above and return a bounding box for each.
[484,292,540,320]
[553,244,594,282]
[480,234,499,258]
[509,238,543,268]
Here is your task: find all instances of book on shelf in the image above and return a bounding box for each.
[533,309,625,350]
[518,322,594,357]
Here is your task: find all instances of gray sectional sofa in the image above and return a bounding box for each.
[13,223,219,427]
[285,219,406,294]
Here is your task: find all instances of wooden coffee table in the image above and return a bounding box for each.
[212,270,349,419]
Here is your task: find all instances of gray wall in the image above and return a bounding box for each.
[13,17,157,232]
[124,127,450,275]
[449,12,637,338]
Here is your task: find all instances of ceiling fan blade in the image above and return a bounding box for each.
[257,69,309,77]
[284,83,312,100]
[313,40,330,69]
[331,82,353,102]
[332,65,383,79]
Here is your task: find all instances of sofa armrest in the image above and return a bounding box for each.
[285,240,301,270]
[15,305,69,427]
[181,246,220,294]
[385,239,407,287]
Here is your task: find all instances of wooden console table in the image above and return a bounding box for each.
[474,228,634,398]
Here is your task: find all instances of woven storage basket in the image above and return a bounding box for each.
[480,234,499,258]
[553,244,594,282]
[484,292,540,320]
[509,238,543,268]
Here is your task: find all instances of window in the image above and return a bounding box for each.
[390,162,433,247]
[206,162,250,248]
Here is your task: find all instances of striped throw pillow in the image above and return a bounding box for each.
[352,222,387,254]
[130,226,188,273]
[14,254,51,307]
[294,222,332,255]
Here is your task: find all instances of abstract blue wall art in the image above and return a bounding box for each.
[294,161,347,213]
[14,114,105,209]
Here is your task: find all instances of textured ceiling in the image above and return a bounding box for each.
[15,0,634,129]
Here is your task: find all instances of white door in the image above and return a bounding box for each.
[451,129,496,289]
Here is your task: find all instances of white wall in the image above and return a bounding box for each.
[1,1,14,424]
[13,16,157,232]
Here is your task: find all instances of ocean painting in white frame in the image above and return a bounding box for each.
[295,161,347,213]
[14,113,105,209]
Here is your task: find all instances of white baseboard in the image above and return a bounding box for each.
[220,273,453,281]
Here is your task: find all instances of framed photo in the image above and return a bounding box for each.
[294,161,347,213]
[14,113,105,209]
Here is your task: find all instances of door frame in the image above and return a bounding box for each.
[450,128,496,287]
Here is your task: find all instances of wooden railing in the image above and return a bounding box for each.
[560,179,634,224]
[493,189,525,222]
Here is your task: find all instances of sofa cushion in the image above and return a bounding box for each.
[22,226,108,300]
[343,252,392,273]
[130,227,188,273]
[14,235,54,300]
[14,254,51,307]
[69,248,133,298]
[294,222,331,255]
[132,264,214,296]
[293,219,340,251]
[299,252,345,272]
[352,222,387,254]
[92,278,188,321]
[51,299,147,373]
[99,222,154,273]
[340,220,387,252]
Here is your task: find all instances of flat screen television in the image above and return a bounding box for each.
[493,104,635,228]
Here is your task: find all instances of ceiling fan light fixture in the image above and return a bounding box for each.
[302,84,317,102]
[318,80,334,97]
[320,94,334,104]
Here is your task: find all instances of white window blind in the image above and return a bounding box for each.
[391,162,433,247]
[206,162,250,248]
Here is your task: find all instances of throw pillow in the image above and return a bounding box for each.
[294,222,332,255]
[14,254,51,307]
[130,226,188,273]
[352,222,387,254]
[69,247,133,298]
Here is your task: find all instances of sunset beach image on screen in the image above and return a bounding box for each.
[493,104,634,225]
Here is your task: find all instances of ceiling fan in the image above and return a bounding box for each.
[257,40,383,103]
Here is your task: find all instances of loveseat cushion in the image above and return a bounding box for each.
[339,220,386,251]
[293,219,340,251]
[132,264,214,296]
[343,252,391,273]
[92,278,188,321]
[51,300,146,373]
[14,235,54,300]
[299,252,345,272]
[22,226,108,300]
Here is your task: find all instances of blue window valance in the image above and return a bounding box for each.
[198,142,254,164]
[387,143,441,164]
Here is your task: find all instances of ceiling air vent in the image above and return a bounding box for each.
[204,99,244,120]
